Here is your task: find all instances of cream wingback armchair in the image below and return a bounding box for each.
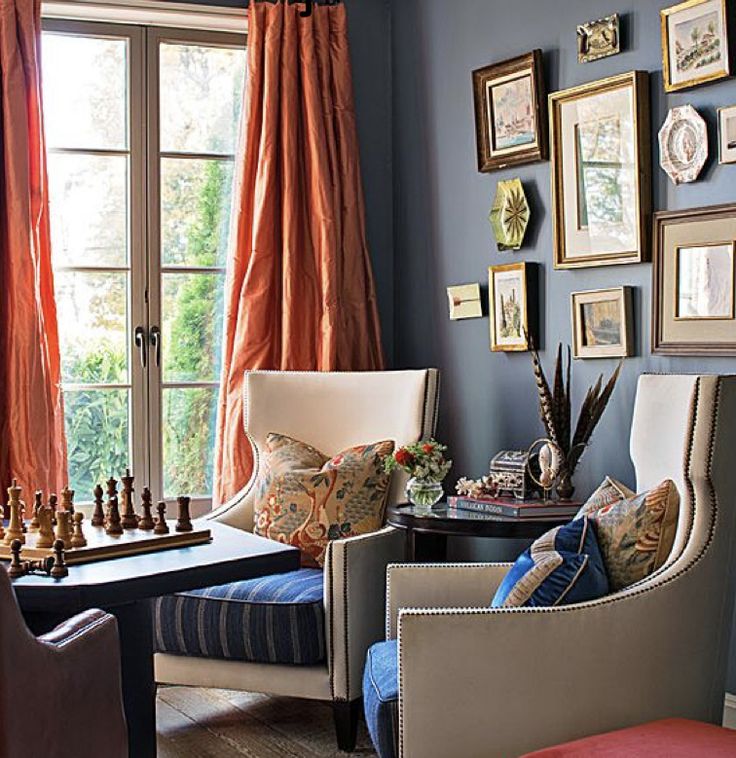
[154,369,439,750]
[377,374,736,758]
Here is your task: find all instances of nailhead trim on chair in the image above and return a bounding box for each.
[395,376,724,758]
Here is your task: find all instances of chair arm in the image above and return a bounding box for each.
[38,608,113,648]
[396,592,715,758]
[385,562,512,638]
[324,526,406,701]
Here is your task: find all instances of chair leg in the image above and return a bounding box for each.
[333,698,361,752]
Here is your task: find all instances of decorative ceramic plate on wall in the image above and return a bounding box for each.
[489,178,530,251]
[658,105,707,185]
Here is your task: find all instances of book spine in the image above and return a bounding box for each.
[448,497,520,517]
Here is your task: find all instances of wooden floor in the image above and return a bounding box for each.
[157,687,377,757]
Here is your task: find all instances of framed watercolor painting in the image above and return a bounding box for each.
[718,105,736,163]
[571,287,633,359]
[549,71,651,269]
[472,50,547,172]
[661,0,731,92]
[653,204,736,355]
[488,262,537,352]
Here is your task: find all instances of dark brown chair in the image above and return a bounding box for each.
[0,568,128,758]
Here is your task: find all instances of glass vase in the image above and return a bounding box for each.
[406,477,443,509]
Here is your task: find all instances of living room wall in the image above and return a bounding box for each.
[390,0,736,689]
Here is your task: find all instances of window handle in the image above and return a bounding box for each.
[134,326,147,368]
[150,326,161,368]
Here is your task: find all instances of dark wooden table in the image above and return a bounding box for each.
[386,502,576,560]
[11,521,300,758]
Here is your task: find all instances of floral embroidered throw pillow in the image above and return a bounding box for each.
[253,433,395,567]
[575,476,635,520]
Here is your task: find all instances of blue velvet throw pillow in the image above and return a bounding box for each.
[491,517,609,608]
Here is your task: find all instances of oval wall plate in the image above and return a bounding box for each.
[658,105,707,185]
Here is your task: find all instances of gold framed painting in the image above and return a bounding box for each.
[472,50,547,173]
[661,0,731,93]
[571,287,633,359]
[653,204,736,355]
[549,71,651,269]
[488,262,536,352]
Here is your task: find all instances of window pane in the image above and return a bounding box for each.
[163,386,218,497]
[56,271,128,384]
[48,153,128,267]
[161,158,233,267]
[162,273,224,383]
[64,388,130,497]
[159,42,245,154]
[42,33,127,150]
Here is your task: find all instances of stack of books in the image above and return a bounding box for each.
[447,495,581,520]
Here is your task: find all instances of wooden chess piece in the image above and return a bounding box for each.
[54,510,73,550]
[8,539,27,579]
[105,495,123,536]
[175,496,193,533]
[4,480,25,545]
[71,512,87,548]
[106,476,118,500]
[60,485,75,515]
[50,539,69,579]
[120,468,139,530]
[154,502,169,535]
[48,494,58,526]
[28,491,42,532]
[0,511,4,541]
[91,484,105,527]
[138,487,155,531]
[36,506,54,549]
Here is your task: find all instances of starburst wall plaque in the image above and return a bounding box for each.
[489,178,530,251]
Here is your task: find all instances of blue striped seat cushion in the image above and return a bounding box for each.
[153,569,325,665]
[363,639,399,758]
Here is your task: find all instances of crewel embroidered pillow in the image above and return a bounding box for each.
[491,517,609,608]
[253,433,395,567]
[575,476,635,520]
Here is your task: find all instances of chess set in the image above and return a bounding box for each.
[0,469,211,578]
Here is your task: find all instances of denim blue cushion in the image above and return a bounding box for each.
[363,639,399,758]
[492,517,609,608]
[153,568,325,665]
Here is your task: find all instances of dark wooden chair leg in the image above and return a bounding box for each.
[333,698,361,752]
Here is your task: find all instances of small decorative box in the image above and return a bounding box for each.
[489,450,537,501]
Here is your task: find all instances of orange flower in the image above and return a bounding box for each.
[395,448,415,467]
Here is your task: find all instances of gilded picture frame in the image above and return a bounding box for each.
[577,14,621,64]
[488,262,537,352]
[661,0,731,93]
[472,50,548,173]
[571,286,633,359]
[549,71,651,269]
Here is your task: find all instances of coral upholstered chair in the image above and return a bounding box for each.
[377,375,736,757]
[154,369,439,750]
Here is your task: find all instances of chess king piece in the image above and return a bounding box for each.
[28,491,42,532]
[105,495,123,536]
[36,506,54,549]
[91,484,105,527]
[175,496,193,533]
[54,511,73,550]
[4,480,25,545]
[8,539,27,579]
[154,502,170,535]
[138,487,155,531]
[50,539,69,579]
[71,512,87,548]
[120,468,139,530]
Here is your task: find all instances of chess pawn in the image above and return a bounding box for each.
[36,507,54,549]
[50,540,68,579]
[154,502,170,535]
[138,488,155,531]
[4,480,25,545]
[105,495,123,536]
[120,468,138,530]
[48,494,58,526]
[175,496,193,533]
[8,539,27,579]
[91,484,105,527]
[54,510,73,550]
[28,491,42,532]
[70,512,87,548]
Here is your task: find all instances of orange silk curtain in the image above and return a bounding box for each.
[214,1,384,505]
[0,0,67,498]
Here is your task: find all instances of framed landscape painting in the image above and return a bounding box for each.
[661,0,731,92]
[473,50,547,172]
[571,287,633,359]
[488,262,536,352]
[549,71,651,269]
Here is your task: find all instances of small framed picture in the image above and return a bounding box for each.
[571,287,633,359]
[718,105,736,163]
[577,14,621,64]
[488,262,536,352]
[653,204,736,355]
[447,283,483,320]
[472,50,547,173]
[661,0,731,93]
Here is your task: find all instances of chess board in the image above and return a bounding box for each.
[0,521,211,566]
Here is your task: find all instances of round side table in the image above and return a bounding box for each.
[386,502,576,561]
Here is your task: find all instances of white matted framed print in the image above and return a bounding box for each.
[488,262,537,352]
[571,287,633,359]
[719,105,736,163]
[549,71,651,269]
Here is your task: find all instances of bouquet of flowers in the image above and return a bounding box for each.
[385,439,452,483]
